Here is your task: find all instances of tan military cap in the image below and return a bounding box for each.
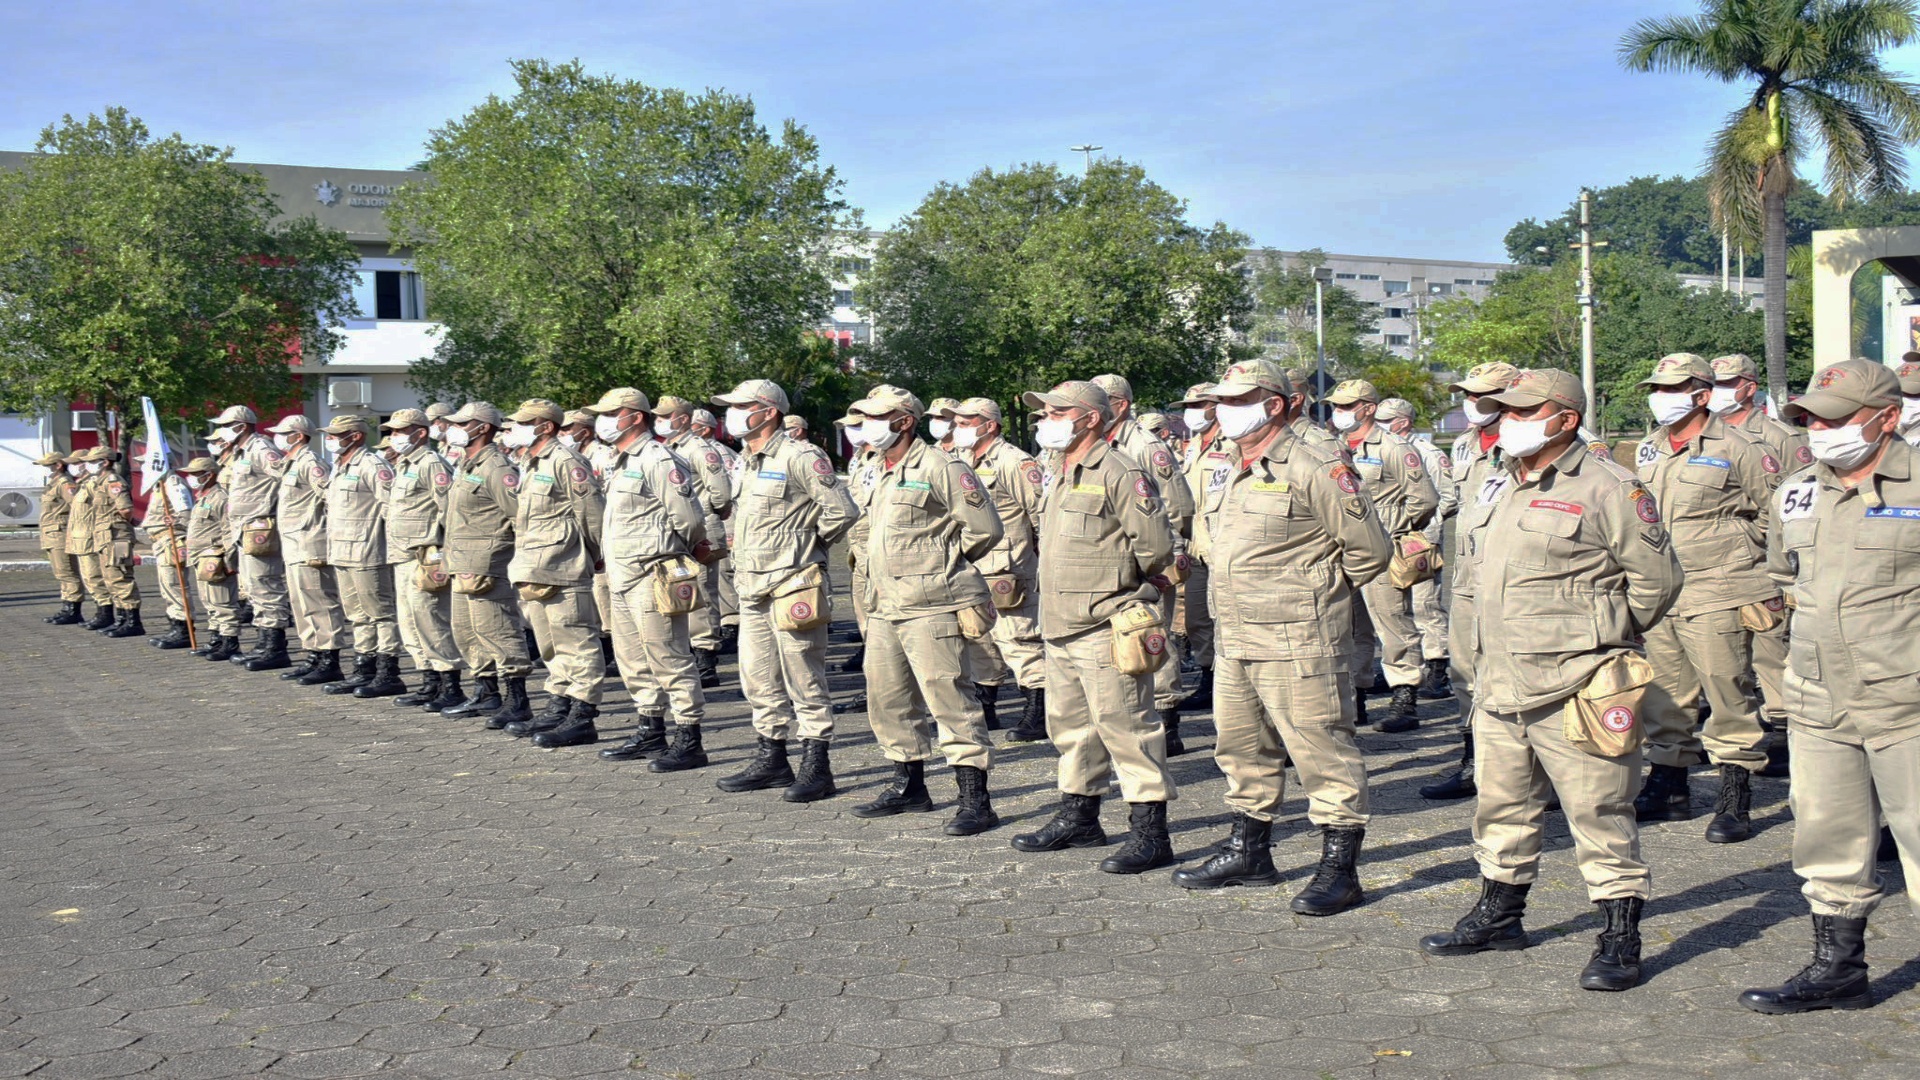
[783,415,808,432]
[425,402,457,422]
[1325,379,1379,406]
[562,409,594,429]
[927,397,961,415]
[1449,362,1520,394]
[380,408,430,430]
[1492,368,1586,415]
[691,408,718,429]
[1284,368,1316,400]
[322,413,372,436]
[948,397,1003,422]
[712,379,791,413]
[78,445,117,463]
[34,450,65,467]
[1139,411,1170,434]
[179,455,219,475]
[508,398,563,425]
[583,387,651,415]
[1091,373,1135,402]
[1172,383,1216,407]
[1207,359,1293,399]
[1710,354,1758,382]
[1895,357,1920,395]
[209,404,258,425]
[1785,358,1900,421]
[1638,352,1714,388]
[1022,380,1112,417]
[373,435,393,451]
[448,401,503,427]
[266,414,313,434]
[849,385,925,418]
[1375,398,1416,422]
[653,394,694,416]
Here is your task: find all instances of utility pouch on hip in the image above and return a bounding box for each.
[1386,533,1443,589]
[413,546,451,592]
[771,564,830,632]
[1110,601,1171,676]
[1562,653,1656,759]
[1162,551,1192,586]
[985,574,1026,611]
[112,540,133,564]
[452,572,495,596]
[196,554,230,583]
[516,581,562,603]
[240,517,278,557]
[653,555,707,616]
[1738,596,1785,633]
[956,602,997,640]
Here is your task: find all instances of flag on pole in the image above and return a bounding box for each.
[138,396,172,495]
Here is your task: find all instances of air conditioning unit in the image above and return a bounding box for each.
[0,488,40,526]
[71,410,99,432]
[328,376,374,408]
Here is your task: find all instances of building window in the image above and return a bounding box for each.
[354,269,426,320]
[1385,307,1408,319]
[1475,279,1495,286]
[833,290,854,308]
[1359,274,1380,281]
[1334,272,1357,280]
[1383,280,1408,294]
[1385,334,1411,346]
[836,257,872,274]
[1428,282,1453,295]
[1454,278,1474,285]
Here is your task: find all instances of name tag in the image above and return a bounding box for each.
[1252,480,1290,493]
[900,480,931,491]
[534,474,555,485]
[464,474,484,485]
[621,469,645,480]
[758,469,787,481]
[337,474,359,488]
[1864,506,1920,520]
[1071,483,1104,495]
[403,470,417,480]
[1529,499,1583,516]
[1354,456,1383,466]
[1687,456,1732,469]
[976,468,997,480]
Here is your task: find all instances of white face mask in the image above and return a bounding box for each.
[859,417,899,452]
[502,423,536,449]
[929,419,952,441]
[223,424,244,441]
[598,415,626,443]
[390,433,413,454]
[445,425,471,448]
[1465,398,1500,428]
[1899,397,1920,433]
[273,433,293,452]
[842,425,867,448]
[186,474,206,490]
[1807,417,1888,470]
[324,437,343,455]
[1330,408,1361,433]
[85,462,103,475]
[1215,401,1271,440]
[653,417,676,439]
[1034,417,1078,451]
[1648,390,1699,427]
[1182,407,1211,434]
[725,407,758,439]
[66,464,85,478]
[1498,415,1558,458]
[1708,386,1743,415]
[558,432,579,451]
[952,424,981,450]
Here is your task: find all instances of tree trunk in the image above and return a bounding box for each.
[1763,186,1790,407]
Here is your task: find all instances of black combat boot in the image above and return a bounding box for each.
[243,627,291,671]
[1353,685,1368,727]
[1009,689,1048,743]
[1172,814,1281,890]
[838,642,866,673]
[1579,897,1645,991]
[203,634,240,662]
[1291,826,1366,915]
[600,715,667,760]
[648,724,709,772]
[352,654,406,697]
[230,627,268,663]
[853,761,934,818]
[1417,658,1453,700]
[150,618,190,649]
[508,692,572,737]
[106,607,146,638]
[298,650,344,686]
[84,603,115,631]
[1177,666,1214,711]
[440,675,500,717]
[1634,763,1693,821]
[715,736,794,792]
[486,676,533,729]
[46,600,84,625]
[946,766,999,836]
[424,671,464,713]
[236,599,254,626]
[1760,729,1791,779]
[395,670,442,708]
[325,653,377,694]
[1378,685,1420,733]
[1740,916,1873,1014]
[1705,764,1754,844]
[1420,877,1531,955]
[1010,793,1107,852]
[1098,802,1175,874]
[974,684,1001,731]
[281,649,321,680]
[534,701,600,748]
[694,647,720,688]
[1159,709,1187,757]
[719,623,739,655]
[783,738,836,802]
[1421,730,1477,800]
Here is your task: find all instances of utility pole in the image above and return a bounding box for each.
[1571,189,1608,419]
[1068,144,1103,175]
[1313,266,1334,412]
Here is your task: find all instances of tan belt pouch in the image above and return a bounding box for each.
[1387,533,1443,589]
[1562,653,1656,758]
[772,564,830,632]
[1110,602,1171,676]
[652,555,707,616]
[985,574,1026,611]
[240,517,278,557]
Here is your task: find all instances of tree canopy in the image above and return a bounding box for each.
[1247,249,1382,372]
[389,59,852,407]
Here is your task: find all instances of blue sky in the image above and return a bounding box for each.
[7,1,1919,262]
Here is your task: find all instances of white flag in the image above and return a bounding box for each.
[138,396,172,495]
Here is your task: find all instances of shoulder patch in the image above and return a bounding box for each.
[959,470,979,491]
[570,465,590,483]
[1589,442,1612,461]
[434,471,451,487]
[1634,491,1660,524]
[669,466,687,485]
[311,465,326,480]
[1150,448,1174,471]
[1794,445,1812,465]
[812,456,834,476]
[503,472,520,489]
[1761,453,1780,474]
[1331,465,1360,495]
[1133,476,1155,498]
[1404,452,1422,471]
[1024,463,1044,487]
[706,450,721,466]
[1342,497,1368,519]
[376,467,394,484]
[264,449,284,465]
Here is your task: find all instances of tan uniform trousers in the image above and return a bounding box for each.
[1214,655,1369,827]
[452,578,530,680]
[866,611,993,772]
[153,548,187,622]
[523,584,605,705]
[688,562,723,650]
[1473,700,1650,901]
[1448,595,1478,738]
[1046,625,1177,803]
[196,571,241,636]
[1177,562,1215,670]
[988,596,1044,690]
[717,555,740,627]
[94,541,141,609]
[1149,587,1187,711]
[394,560,460,673]
[963,632,1012,688]
[848,558,869,637]
[1789,729,1920,918]
[237,550,289,629]
[1751,618,1789,729]
[288,562,352,652]
[1641,606,1768,770]
[739,593,835,742]
[44,547,85,603]
[1350,579,1421,689]
[608,582,704,724]
[336,565,400,656]
[1411,576,1448,661]
[75,552,109,605]
[592,572,613,644]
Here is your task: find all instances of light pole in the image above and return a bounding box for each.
[1313,266,1334,408]
[1571,189,1607,420]
[1069,144,1103,175]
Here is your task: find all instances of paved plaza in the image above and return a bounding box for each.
[0,563,1916,1079]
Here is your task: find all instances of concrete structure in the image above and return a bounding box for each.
[1815,226,1920,369]
[1252,250,1511,362]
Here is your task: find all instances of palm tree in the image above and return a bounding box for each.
[1620,0,1920,403]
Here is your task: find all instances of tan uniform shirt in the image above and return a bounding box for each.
[1036,439,1175,639]
[385,445,454,559]
[1206,432,1392,662]
[670,432,736,517]
[1342,426,1439,537]
[185,480,230,561]
[601,439,709,595]
[1110,419,1195,538]
[1184,431,1236,562]
[139,475,192,563]
[326,448,393,569]
[1448,429,1505,601]
[845,445,884,570]
[224,433,285,543]
[967,437,1045,581]
[39,472,75,551]
[863,438,1003,621]
[1291,417,1344,454]
[65,473,102,556]
[1634,415,1780,617]
[1411,435,1455,542]
[508,441,605,588]
[731,430,860,602]
[276,446,332,565]
[1768,439,1920,745]
[87,471,136,554]
[1737,409,1813,474]
[1467,440,1684,712]
[445,443,519,578]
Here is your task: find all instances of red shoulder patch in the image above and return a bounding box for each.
[376,467,394,484]
[1024,464,1044,487]
[311,465,326,480]
[1761,453,1780,474]
[1332,465,1359,495]
[1404,452,1422,471]
[1635,494,1660,524]
[264,450,284,465]
[706,451,721,466]
[1133,476,1154,497]
[503,472,520,489]
[812,456,833,475]
[570,465,589,483]
[1795,445,1812,465]
[433,471,451,487]
[669,467,688,485]
[1590,442,1612,460]
[1150,448,1173,470]
[959,471,979,491]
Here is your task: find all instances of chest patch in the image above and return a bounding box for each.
[758,470,787,481]
[1863,506,1920,520]
[1529,499,1583,516]
[1687,456,1732,469]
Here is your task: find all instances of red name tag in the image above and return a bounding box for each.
[1528,499,1583,515]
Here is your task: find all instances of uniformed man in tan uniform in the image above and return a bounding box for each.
[1175,361,1392,912]
[839,404,884,676]
[86,446,145,638]
[1175,383,1229,717]
[140,463,195,648]
[179,456,243,655]
[588,389,719,768]
[846,387,1005,834]
[562,407,620,675]
[655,394,736,685]
[1741,358,1920,1014]
[379,409,464,711]
[1323,380,1439,731]
[64,447,114,629]
[690,407,744,649]
[1011,381,1180,875]
[1898,356,1920,447]
[439,402,534,724]
[37,452,87,625]
[319,414,408,697]
[946,397,1049,741]
[210,405,293,666]
[263,416,351,685]
[497,399,607,744]
[1285,368,1344,453]
[1091,373,1200,754]
[1421,369,1682,993]
[1631,352,1779,843]
[1377,397,1457,699]
[711,379,861,801]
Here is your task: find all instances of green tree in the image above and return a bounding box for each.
[389,59,852,407]
[1505,175,1721,272]
[1248,249,1382,373]
[1621,0,1920,404]
[0,109,359,456]
[858,159,1252,412]
[1353,353,1450,423]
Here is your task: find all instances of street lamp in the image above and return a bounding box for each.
[1069,144,1103,175]
[1313,266,1334,408]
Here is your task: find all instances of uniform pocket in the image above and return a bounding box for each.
[1503,611,1599,654]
